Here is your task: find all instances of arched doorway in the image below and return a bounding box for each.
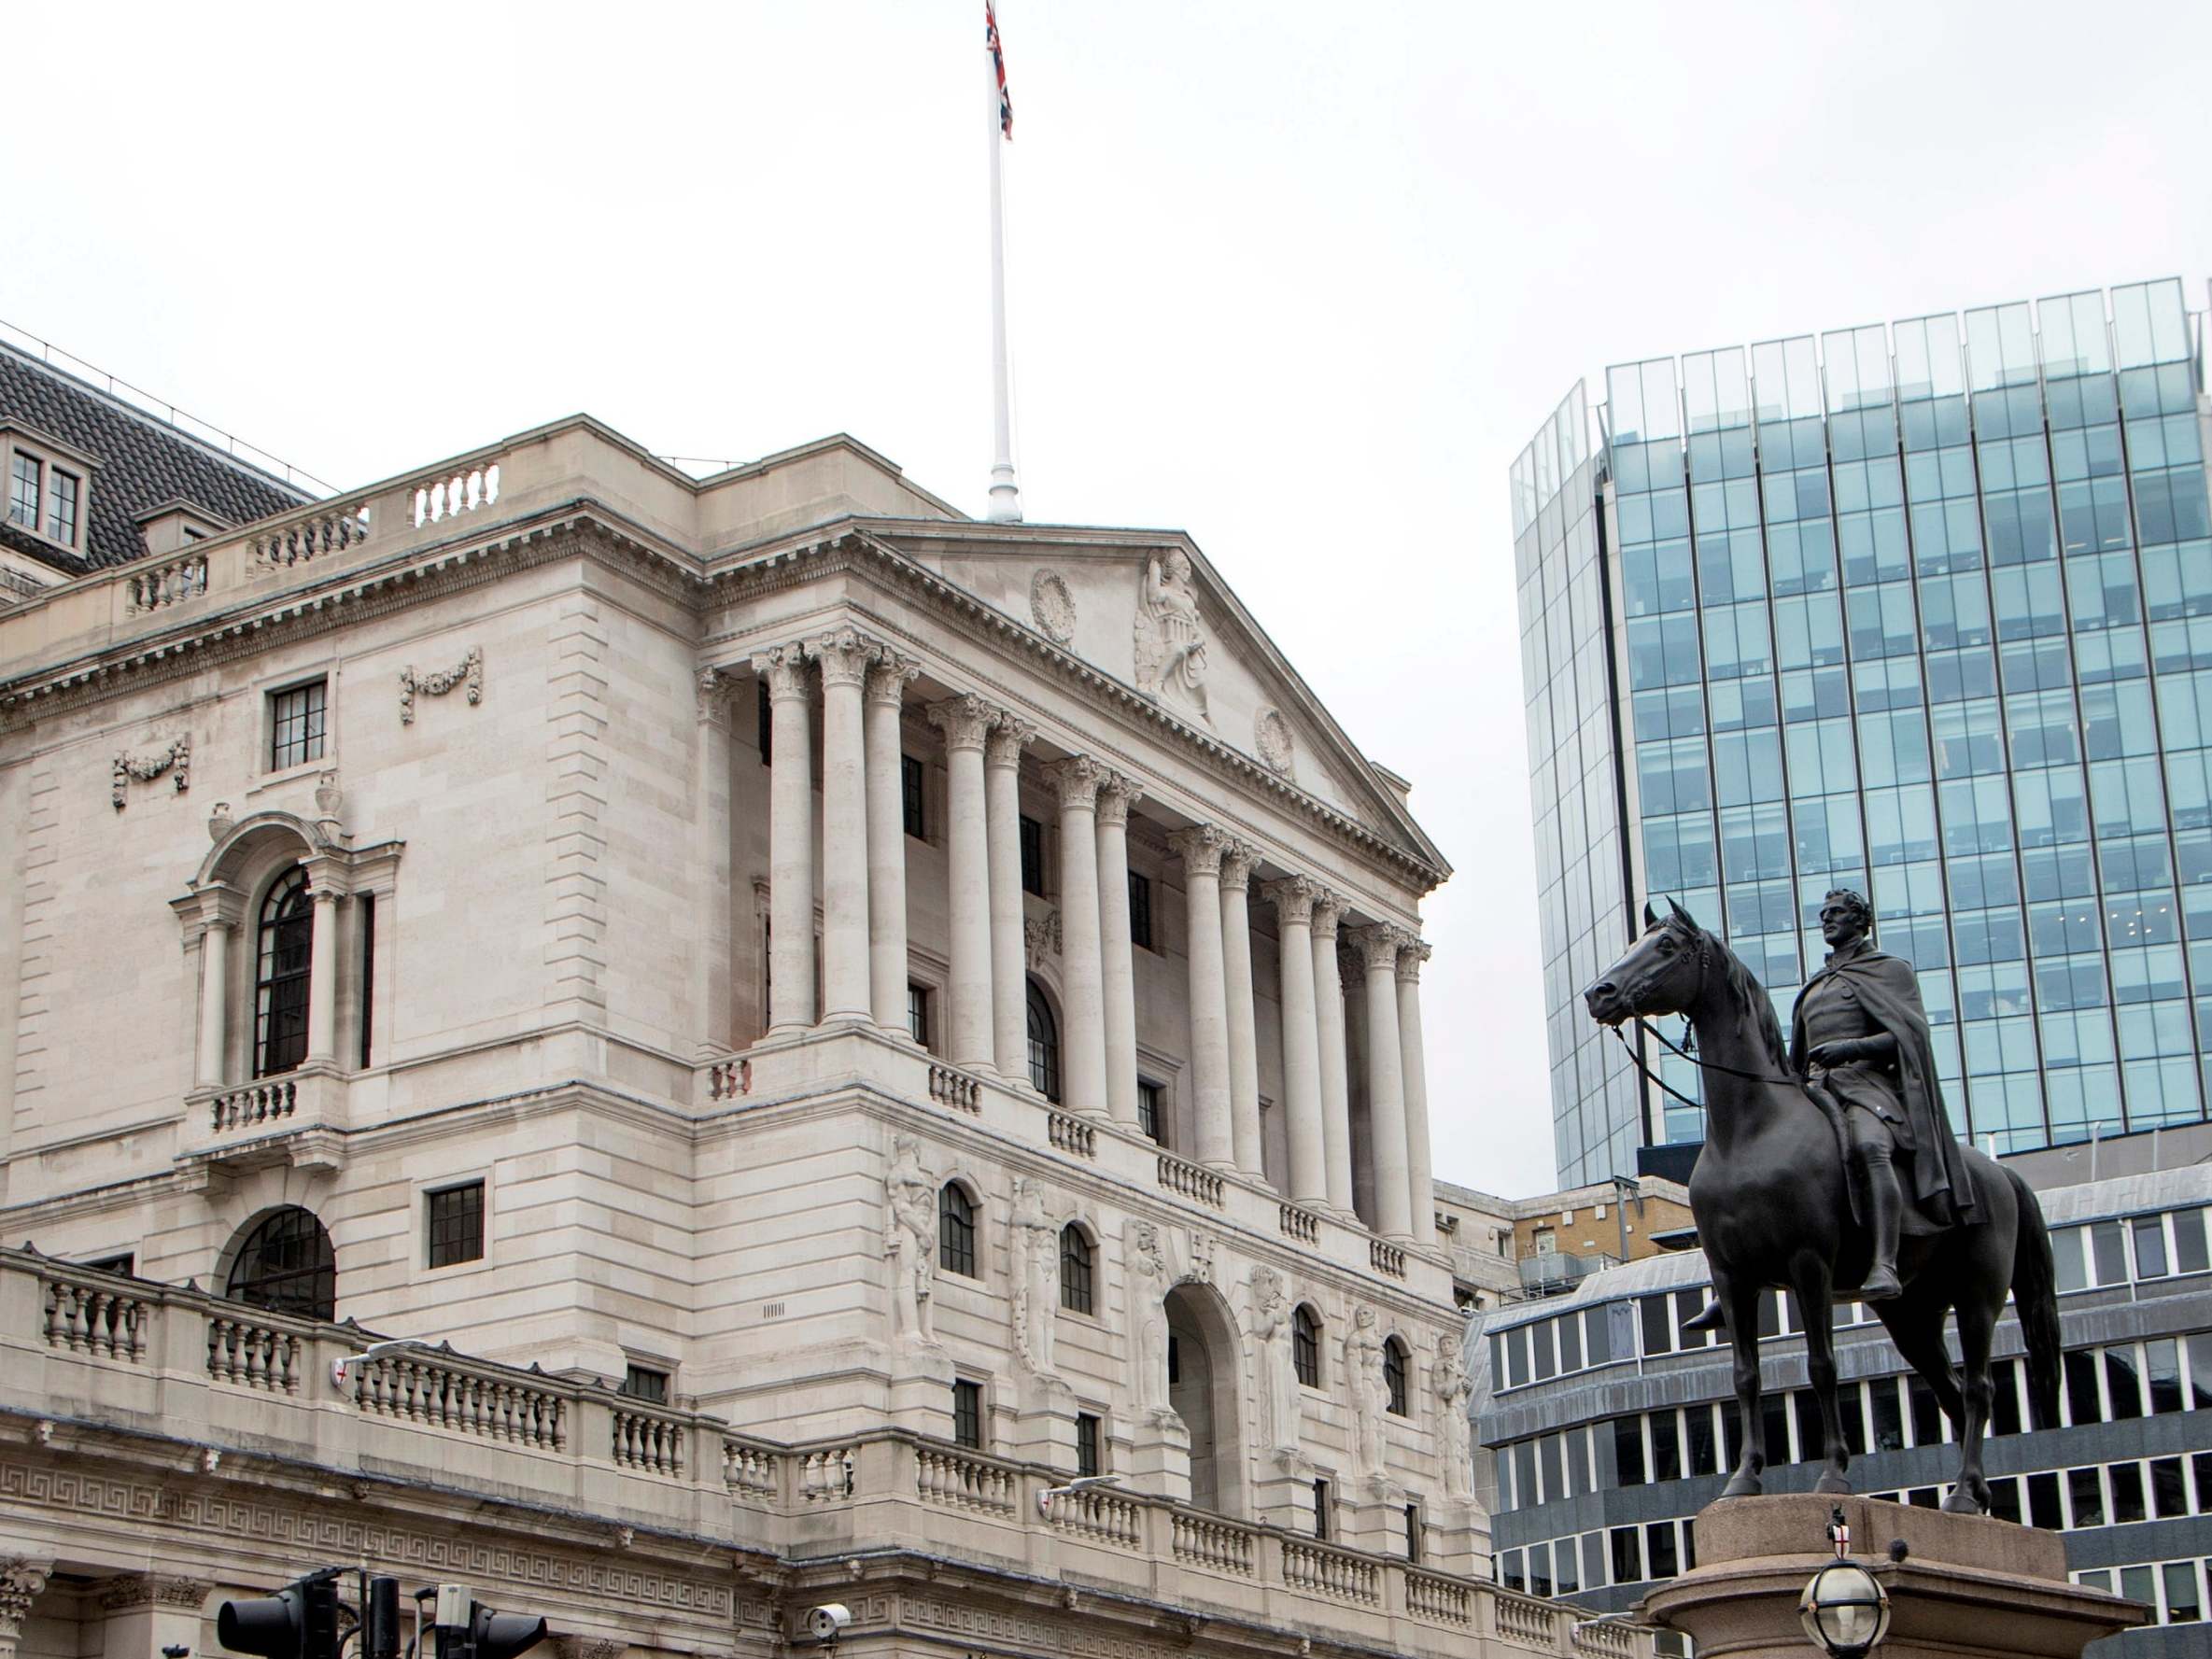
[1163,1281,1247,1517]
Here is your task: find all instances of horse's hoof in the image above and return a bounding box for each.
[1720,1473,1762,1499]
[1943,1481,1991,1515]
[1814,1472,1854,1495]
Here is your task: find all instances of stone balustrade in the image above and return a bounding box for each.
[125,552,207,612]
[1278,1202,1321,1244]
[209,1078,296,1133]
[927,1061,982,1113]
[1370,1237,1408,1279]
[3,1245,1656,1656]
[253,507,370,570]
[1048,1110,1096,1159]
[1157,1150,1227,1208]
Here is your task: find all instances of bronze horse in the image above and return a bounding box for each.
[1585,900,2063,1512]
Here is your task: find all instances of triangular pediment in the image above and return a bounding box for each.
[878,525,1446,877]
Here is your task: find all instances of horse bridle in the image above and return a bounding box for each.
[1606,922,1804,1105]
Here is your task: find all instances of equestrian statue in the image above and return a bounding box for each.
[1583,888,2063,1514]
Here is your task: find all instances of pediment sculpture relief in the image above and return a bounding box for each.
[1134,550,1212,725]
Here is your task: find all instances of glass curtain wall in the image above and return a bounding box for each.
[1520,279,2210,1179]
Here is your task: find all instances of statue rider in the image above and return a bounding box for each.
[1683,886,1977,1332]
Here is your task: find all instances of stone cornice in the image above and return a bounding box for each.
[0,501,1445,893]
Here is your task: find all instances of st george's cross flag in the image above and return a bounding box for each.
[986,1,1012,138]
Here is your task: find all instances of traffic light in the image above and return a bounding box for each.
[424,1588,544,1659]
[218,1569,343,1659]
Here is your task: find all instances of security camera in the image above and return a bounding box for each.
[806,1605,851,1645]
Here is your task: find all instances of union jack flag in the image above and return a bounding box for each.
[986,1,1012,139]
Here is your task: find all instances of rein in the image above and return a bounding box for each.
[1607,924,1806,1105]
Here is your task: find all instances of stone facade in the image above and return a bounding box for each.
[0,378,1651,1659]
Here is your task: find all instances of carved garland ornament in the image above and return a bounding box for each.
[399,646,484,725]
[1254,706,1296,777]
[112,734,190,810]
[1023,908,1062,968]
[1030,569,1077,645]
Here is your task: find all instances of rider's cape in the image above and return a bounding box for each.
[1789,943,1980,1227]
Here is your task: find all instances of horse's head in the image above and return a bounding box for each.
[1585,898,1709,1028]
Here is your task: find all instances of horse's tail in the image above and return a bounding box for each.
[2008,1164,2063,1430]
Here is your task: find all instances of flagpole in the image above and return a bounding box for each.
[984,3,1022,522]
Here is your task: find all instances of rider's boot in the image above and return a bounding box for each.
[1860,1150,1905,1301]
[1681,1298,1727,1334]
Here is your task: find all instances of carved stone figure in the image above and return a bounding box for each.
[1134,549,1210,722]
[1128,1221,1172,1418]
[1345,1304,1387,1480]
[1009,1175,1059,1375]
[1432,1333,1474,1502]
[884,1135,938,1346]
[1248,1266,1300,1455]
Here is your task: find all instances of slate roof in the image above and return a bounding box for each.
[0,344,311,578]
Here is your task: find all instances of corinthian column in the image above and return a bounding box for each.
[754,644,817,1033]
[1398,938,1434,1247]
[1354,924,1414,1240]
[1096,774,1144,1127]
[1048,757,1109,1116]
[1311,890,1355,1216]
[1170,825,1234,1170]
[0,1560,52,1659]
[985,714,1036,1085]
[865,654,920,1033]
[1219,842,1263,1179]
[928,696,997,1070]
[1263,877,1327,1207]
[694,669,736,1057]
[810,626,879,1023]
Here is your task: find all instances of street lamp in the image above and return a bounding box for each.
[1798,1509,1891,1658]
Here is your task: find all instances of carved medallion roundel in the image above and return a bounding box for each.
[1255,707,1295,777]
[1030,569,1078,645]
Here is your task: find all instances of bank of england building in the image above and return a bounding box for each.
[0,341,1611,1659]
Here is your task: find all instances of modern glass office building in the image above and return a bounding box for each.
[1512,278,2212,1186]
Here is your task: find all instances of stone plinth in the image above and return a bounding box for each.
[1640,1494,2147,1659]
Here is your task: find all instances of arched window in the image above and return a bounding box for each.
[1026,979,1061,1102]
[254,866,314,1077]
[1384,1335,1410,1416]
[1293,1303,1321,1387]
[938,1182,977,1277]
[224,1206,335,1319]
[1060,1224,1093,1314]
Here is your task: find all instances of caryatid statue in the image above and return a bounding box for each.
[1009,1175,1060,1376]
[883,1134,938,1346]
[1128,1221,1172,1418]
[1432,1332,1474,1503]
[1247,1266,1301,1455]
[1345,1304,1388,1480]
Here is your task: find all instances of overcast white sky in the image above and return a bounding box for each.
[10,3,2211,1196]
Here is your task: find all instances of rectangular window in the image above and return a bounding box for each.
[44,469,77,545]
[755,678,772,764]
[1610,1525,1642,1586]
[1076,1412,1102,1478]
[2107,1346,2145,1419]
[2135,1215,2171,1279]
[1584,1305,1613,1366]
[2148,1338,2183,1414]
[1640,1294,1674,1357]
[2151,1455,2189,1518]
[358,893,376,1068]
[1019,813,1046,896]
[1499,1549,1522,1592]
[1310,1479,1334,1541]
[2176,1208,2210,1274]
[2091,1219,2127,1285]
[1403,1503,1422,1564]
[8,452,38,527]
[907,983,931,1047]
[1644,1522,1680,1581]
[2163,1562,2202,1624]
[2026,1470,2064,1529]
[2067,1465,2105,1528]
[2108,1460,2146,1525]
[1128,870,1154,949]
[2052,1226,2087,1292]
[1649,1410,1683,1482]
[900,753,925,838]
[2064,1348,2103,1425]
[620,1364,669,1403]
[1137,1078,1166,1146]
[952,1379,983,1449]
[1528,1540,1553,1598]
[270,679,329,771]
[1612,1415,1646,1487]
[426,1181,485,1269]
[1558,1312,1584,1372]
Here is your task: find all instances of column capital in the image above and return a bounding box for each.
[1352,922,1414,974]
[807,623,883,688]
[1219,840,1259,893]
[1261,873,1317,925]
[927,694,997,752]
[1095,772,1145,826]
[1167,823,1229,878]
[750,642,811,701]
[865,653,921,706]
[1396,937,1432,984]
[984,712,1037,767]
[94,1575,209,1614]
[1309,887,1346,940]
[0,1560,50,1629]
[1046,754,1106,810]
[696,666,736,724]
